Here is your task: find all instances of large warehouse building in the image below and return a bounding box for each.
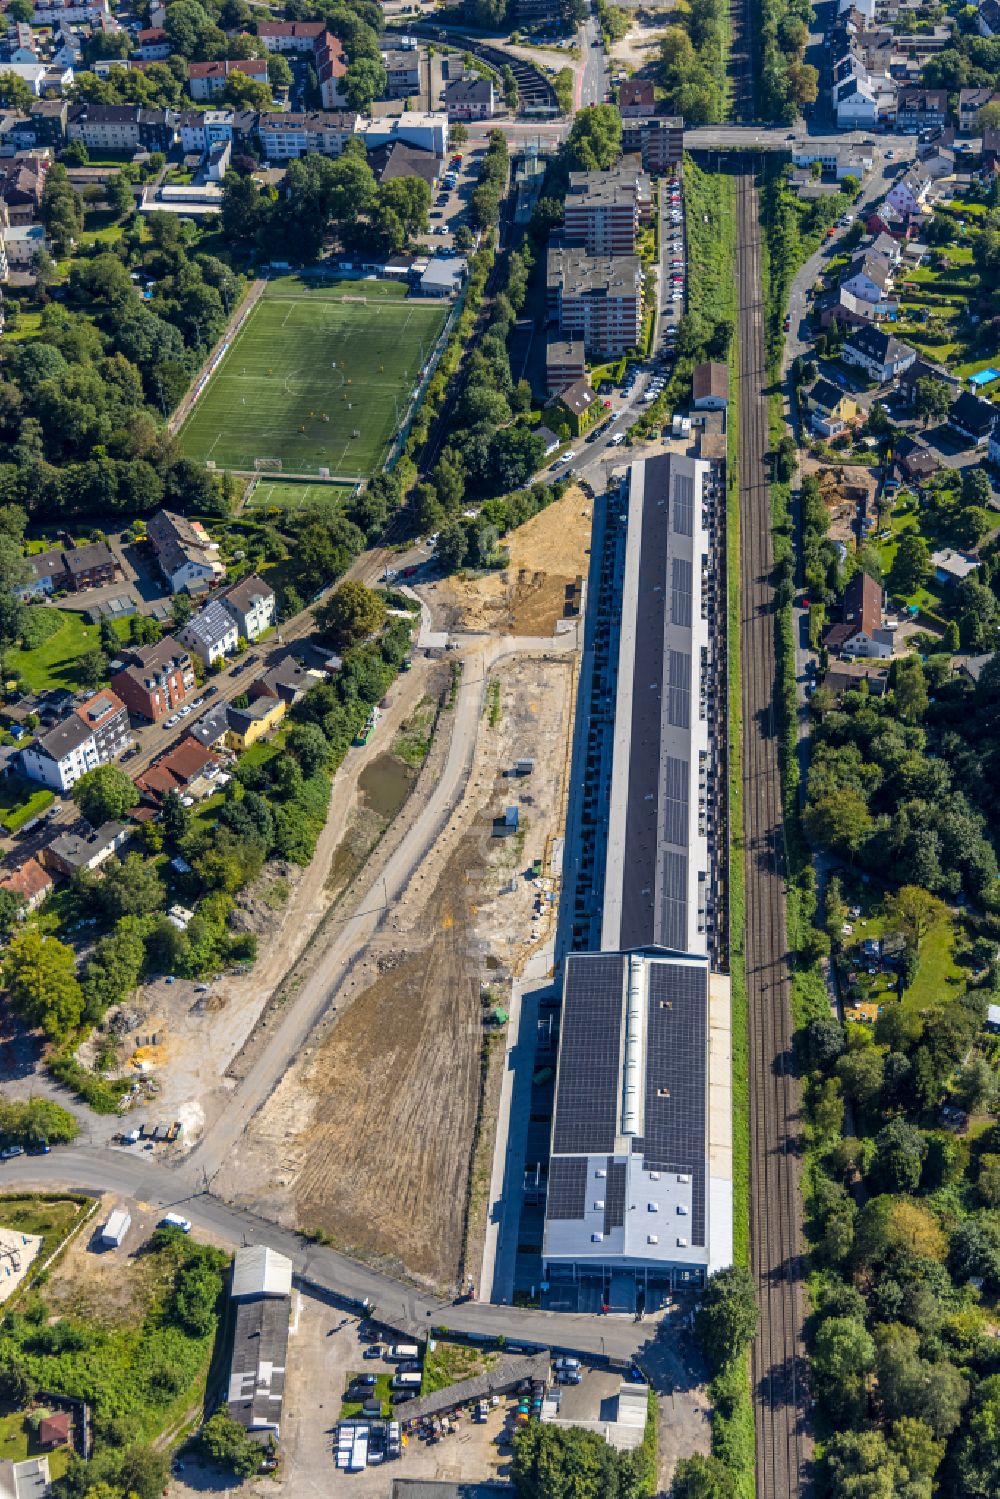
[543,453,731,1309]
[227,1244,293,1444]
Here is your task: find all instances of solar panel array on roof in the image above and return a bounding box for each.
[671,557,692,628]
[604,1159,627,1235]
[662,755,689,848]
[667,650,691,729]
[659,849,689,952]
[644,962,707,1243]
[673,473,694,536]
[546,1156,589,1220]
[552,954,625,1155]
[617,478,669,953]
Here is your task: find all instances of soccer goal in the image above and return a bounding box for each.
[341,295,368,304]
[254,457,283,472]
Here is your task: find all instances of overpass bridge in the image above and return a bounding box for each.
[682,124,916,158]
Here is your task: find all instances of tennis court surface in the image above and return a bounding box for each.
[179,280,449,477]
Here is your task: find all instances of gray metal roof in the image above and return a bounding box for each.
[394,1352,549,1424]
[227,1295,289,1438]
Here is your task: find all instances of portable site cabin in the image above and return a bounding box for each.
[101,1208,131,1248]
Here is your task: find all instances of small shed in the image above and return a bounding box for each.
[37,1411,71,1449]
[493,806,519,837]
[100,1208,131,1248]
[986,1003,1000,1033]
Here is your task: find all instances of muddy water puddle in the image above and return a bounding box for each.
[358,753,415,820]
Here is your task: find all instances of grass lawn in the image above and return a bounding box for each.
[238,731,285,773]
[6,609,110,693]
[893,245,983,368]
[0,1193,89,1262]
[0,777,54,833]
[178,281,448,477]
[340,1371,393,1418]
[3,308,43,343]
[246,478,356,514]
[877,500,945,614]
[836,879,966,1019]
[186,790,224,836]
[421,1340,496,1395]
[79,207,125,249]
[393,697,435,768]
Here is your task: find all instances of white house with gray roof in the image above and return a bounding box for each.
[178,598,239,666]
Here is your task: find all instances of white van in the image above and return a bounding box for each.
[392,1371,422,1390]
[390,1343,420,1361]
[159,1213,192,1233]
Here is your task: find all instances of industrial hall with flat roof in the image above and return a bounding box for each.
[542,452,732,1313]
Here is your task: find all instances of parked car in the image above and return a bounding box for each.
[554,1357,581,1371]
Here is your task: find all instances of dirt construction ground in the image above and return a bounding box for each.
[608,10,672,74]
[430,486,592,636]
[219,652,577,1292]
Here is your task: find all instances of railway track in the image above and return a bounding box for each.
[728,0,810,1491]
[735,165,808,1499]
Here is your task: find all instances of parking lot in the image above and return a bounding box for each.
[426,145,483,253]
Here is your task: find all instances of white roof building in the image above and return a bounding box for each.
[232,1244,294,1299]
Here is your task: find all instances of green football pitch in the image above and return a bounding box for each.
[178,282,449,478]
[246,478,356,513]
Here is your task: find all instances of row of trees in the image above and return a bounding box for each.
[756,0,818,119]
[804,653,999,902]
[801,924,1000,1496]
[922,32,1000,102]
[221,141,439,262]
[471,128,510,231]
[799,446,1000,1497]
[659,0,728,126]
[463,0,587,31]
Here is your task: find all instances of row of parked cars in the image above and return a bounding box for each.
[666,177,685,308]
[349,1341,424,1408]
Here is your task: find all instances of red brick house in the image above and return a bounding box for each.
[111,637,195,722]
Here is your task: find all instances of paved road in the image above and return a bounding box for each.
[780,149,918,707]
[0,1142,659,1362]
[575,11,607,110]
